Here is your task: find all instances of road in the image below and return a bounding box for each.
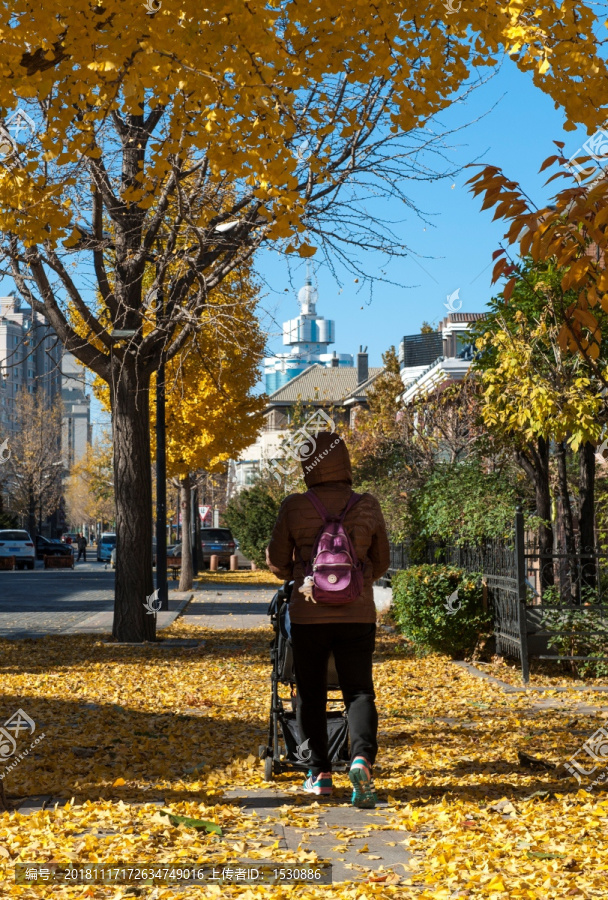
[0,560,183,639]
[0,561,115,638]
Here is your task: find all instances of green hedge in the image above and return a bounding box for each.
[391,564,491,658]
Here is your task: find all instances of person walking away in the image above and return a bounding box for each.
[266,431,390,808]
[77,533,88,563]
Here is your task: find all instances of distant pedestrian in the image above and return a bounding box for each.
[76,533,88,562]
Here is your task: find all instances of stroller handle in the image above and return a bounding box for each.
[267,580,294,618]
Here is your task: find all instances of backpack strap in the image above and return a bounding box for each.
[304,489,331,522]
[304,489,361,522]
[339,491,362,522]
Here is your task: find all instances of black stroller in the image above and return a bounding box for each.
[259,581,350,781]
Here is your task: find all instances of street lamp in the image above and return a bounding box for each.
[149,279,169,612]
[109,329,138,400]
[110,330,138,339]
[156,353,169,610]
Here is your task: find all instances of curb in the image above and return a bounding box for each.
[453,660,608,693]
[154,591,194,631]
[168,590,194,617]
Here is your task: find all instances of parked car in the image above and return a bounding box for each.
[165,529,236,568]
[96,532,116,562]
[201,528,236,566]
[36,535,73,561]
[61,532,79,546]
[0,529,36,569]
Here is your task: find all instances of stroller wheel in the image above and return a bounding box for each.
[264,756,274,782]
[258,744,268,760]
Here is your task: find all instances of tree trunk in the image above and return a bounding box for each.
[555,438,578,603]
[535,437,554,571]
[516,437,554,591]
[179,473,193,591]
[556,439,576,556]
[27,483,36,537]
[111,362,155,643]
[578,440,596,590]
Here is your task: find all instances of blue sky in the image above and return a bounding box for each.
[258,61,586,370]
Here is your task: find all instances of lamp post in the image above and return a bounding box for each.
[156,351,169,610]
[148,277,169,613]
[191,482,199,576]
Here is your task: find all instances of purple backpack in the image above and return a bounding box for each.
[302,490,364,604]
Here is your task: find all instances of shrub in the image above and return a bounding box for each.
[224,485,281,569]
[391,564,491,658]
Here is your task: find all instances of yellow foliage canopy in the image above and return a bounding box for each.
[477,325,606,450]
[0,0,605,251]
[91,273,266,478]
[151,284,266,478]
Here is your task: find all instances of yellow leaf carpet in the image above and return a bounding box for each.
[1,615,607,898]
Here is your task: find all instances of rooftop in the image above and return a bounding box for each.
[267,363,383,405]
[438,312,485,326]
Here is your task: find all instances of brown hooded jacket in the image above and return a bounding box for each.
[265,432,391,623]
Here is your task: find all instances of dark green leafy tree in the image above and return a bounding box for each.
[224,486,281,569]
[416,460,522,545]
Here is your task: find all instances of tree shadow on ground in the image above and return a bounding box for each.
[0,693,270,809]
[0,629,272,676]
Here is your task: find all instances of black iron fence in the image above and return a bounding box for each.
[387,509,608,683]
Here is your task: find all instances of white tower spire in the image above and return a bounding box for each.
[298,263,317,316]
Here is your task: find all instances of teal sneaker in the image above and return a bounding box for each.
[302,771,333,796]
[349,756,377,808]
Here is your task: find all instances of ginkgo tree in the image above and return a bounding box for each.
[0,0,602,640]
[66,436,115,533]
[152,273,266,592]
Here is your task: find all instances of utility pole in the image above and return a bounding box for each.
[191,483,199,575]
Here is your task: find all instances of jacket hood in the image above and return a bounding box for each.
[302,431,353,487]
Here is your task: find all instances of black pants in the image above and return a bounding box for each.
[290,622,378,776]
[77,548,86,561]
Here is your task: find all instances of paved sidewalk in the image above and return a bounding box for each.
[60,591,193,635]
[221,788,413,883]
[13,790,414,884]
[454,660,608,693]
[0,586,190,640]
[181,583,272,629]
[181,583,393,630]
